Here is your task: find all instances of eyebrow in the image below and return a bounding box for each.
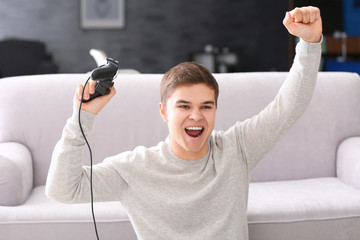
[203,101,215,105]
[175,100,191,104]
[175,99,215,105]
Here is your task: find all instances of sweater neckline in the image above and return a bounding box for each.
[165,136,211,168]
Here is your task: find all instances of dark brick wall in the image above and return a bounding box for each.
[0,0,289,73]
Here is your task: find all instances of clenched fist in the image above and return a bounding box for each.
[283,6,322,43]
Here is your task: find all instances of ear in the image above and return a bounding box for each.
[159,102,168,123]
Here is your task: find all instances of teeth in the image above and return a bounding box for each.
[186,127,203,130]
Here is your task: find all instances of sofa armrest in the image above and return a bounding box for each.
[337,137,360,189]
[0,142,33,206]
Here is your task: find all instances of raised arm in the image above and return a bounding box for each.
[46,84,124,203]
[238,7,323,170]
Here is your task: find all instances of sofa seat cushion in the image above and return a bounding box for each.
[248,177,360,240]
[248,177,360,223]
[0,186,137,240]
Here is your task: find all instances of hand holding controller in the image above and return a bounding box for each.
[77,58,119,240]
[82,58,119,103]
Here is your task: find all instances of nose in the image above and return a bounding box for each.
[189,108,203,121]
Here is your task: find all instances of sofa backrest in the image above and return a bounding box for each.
[0,72,359,186]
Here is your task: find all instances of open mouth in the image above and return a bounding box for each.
[185,126,204,138]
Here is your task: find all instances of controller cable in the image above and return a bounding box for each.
[78,76,101,240]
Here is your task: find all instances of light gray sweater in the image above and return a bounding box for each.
[46,39,322,240]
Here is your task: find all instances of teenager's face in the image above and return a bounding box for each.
[159,83,216,160]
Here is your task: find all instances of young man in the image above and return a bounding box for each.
[46,7,323,240]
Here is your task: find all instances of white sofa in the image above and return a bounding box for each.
[0,71,360,240]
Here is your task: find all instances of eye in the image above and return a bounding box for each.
[201,105,212,109]
[179,105,190,109]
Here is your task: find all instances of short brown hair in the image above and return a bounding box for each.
[160,62,219,107]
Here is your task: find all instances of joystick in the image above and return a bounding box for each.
[82,58,119,103]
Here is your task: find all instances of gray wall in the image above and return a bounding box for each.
[0,0,289,73]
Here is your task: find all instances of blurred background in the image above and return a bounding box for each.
[0,0,358,75]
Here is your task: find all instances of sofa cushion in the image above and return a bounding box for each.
[248,177,360,223]
[0,142,33,206]
[247,72,360,182]
[0,186,137,240]
[248,178,360,240]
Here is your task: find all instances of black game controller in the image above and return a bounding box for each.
[82,58,119,103]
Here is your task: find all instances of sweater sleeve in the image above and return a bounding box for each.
[45,108,126,203]
[238,38,322,171]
